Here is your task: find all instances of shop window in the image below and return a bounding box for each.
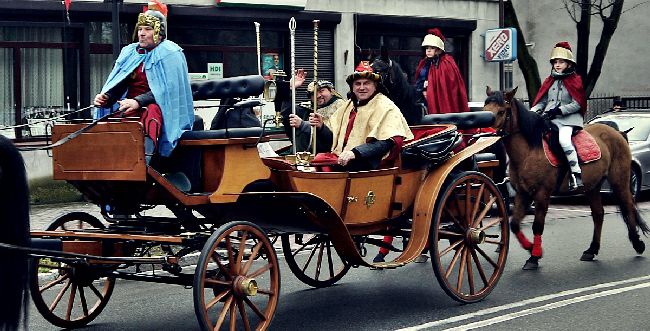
[0,27,62,42]
[88,22,131,44]
[358,34,467,86]
[21,48,64,137]
[224,52,258,77]
[89,54,115,97]
[0,48,14,133]
[184,51,224,74]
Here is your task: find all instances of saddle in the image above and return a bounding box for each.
[542,130,601,167]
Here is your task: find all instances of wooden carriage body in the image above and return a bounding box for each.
[26,75,509,330]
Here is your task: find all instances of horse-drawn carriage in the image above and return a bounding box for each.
[5,75,509,330]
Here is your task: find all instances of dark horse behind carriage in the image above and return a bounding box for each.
[370,48,426,125]
[0,135,30,330]
[483,86,649,270]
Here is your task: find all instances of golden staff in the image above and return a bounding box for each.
[254,22,261,76]
[289,17,297,155]
[310,19,320,156]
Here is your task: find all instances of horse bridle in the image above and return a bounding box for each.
[492,97,516,138]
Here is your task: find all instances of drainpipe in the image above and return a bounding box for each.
[499,0,504,91]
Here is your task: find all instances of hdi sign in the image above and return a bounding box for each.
[484,28,517,62]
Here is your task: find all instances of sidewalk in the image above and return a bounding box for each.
[29,202,174,230]
[29,202,103,230]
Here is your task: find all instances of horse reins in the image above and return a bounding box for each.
[16,107,127,152]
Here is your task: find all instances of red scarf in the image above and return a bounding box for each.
[415,54,469,115]
[533,72,587,115]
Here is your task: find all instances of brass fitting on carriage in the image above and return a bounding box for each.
[274,110,283,128]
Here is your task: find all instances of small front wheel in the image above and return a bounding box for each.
[30,212,115,328]
[193,221,280,331]
[430,171,509,303]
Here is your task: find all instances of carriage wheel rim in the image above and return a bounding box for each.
[430,172,509,303]
[30,212,115,328]
[194,222,279,331]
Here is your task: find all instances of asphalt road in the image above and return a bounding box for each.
[26,197,650,330]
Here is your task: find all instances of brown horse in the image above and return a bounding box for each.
[483,87,649,270]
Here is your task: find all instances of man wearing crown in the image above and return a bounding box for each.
[310,62,413,171]
[93,1,193,158]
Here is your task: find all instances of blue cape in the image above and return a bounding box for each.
[95,40,194,157]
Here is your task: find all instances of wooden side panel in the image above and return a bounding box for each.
[343,174,395,224]
[391,170,426,217]
[52,122,146,181]
[290,176,347,214]
[202,148,225,192]
[62,240,103,256]
[209,144,271,203]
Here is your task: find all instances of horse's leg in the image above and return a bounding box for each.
[581,188,604,261]
[523,192,551,270]
[608,161,650,254]
[510,192,532,251]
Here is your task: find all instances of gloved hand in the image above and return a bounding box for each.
[541,107,562,120]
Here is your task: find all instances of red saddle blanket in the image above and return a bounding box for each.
[542,130,601,167]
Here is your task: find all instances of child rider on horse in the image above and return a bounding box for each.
[530,41,587,191]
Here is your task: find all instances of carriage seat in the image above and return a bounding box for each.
[157,128,265,193]
[180,127,263,140]
[420,111,495,129]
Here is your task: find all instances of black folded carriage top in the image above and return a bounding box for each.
[402,111,496,167]
[191,75,265,101]
[420,111,495,130]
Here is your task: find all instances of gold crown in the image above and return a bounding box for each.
[133,13,162,44]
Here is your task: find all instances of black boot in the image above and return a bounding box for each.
[568,172,584,191]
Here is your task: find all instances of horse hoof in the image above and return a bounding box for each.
[580,252,595,261]
[633,240,645,254]
[522,257,539,270]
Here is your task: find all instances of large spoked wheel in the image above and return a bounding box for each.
[31,212,116,328]
[281,234,350,288]
[429,171,509,303]
[194,221,280,331]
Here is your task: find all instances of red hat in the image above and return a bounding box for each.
[355,60,373,73]
[346,61,381,85]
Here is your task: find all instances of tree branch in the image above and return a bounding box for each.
[504,1,541,104]
[584,0,624,96]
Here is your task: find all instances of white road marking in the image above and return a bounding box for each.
[442,281,650,331]
[395,274,650,331]
[547,207,591,213]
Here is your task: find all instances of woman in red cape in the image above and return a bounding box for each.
[414,28,470,115]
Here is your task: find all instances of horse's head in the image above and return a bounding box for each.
[483,86,518,132]
[370,57,393,87]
